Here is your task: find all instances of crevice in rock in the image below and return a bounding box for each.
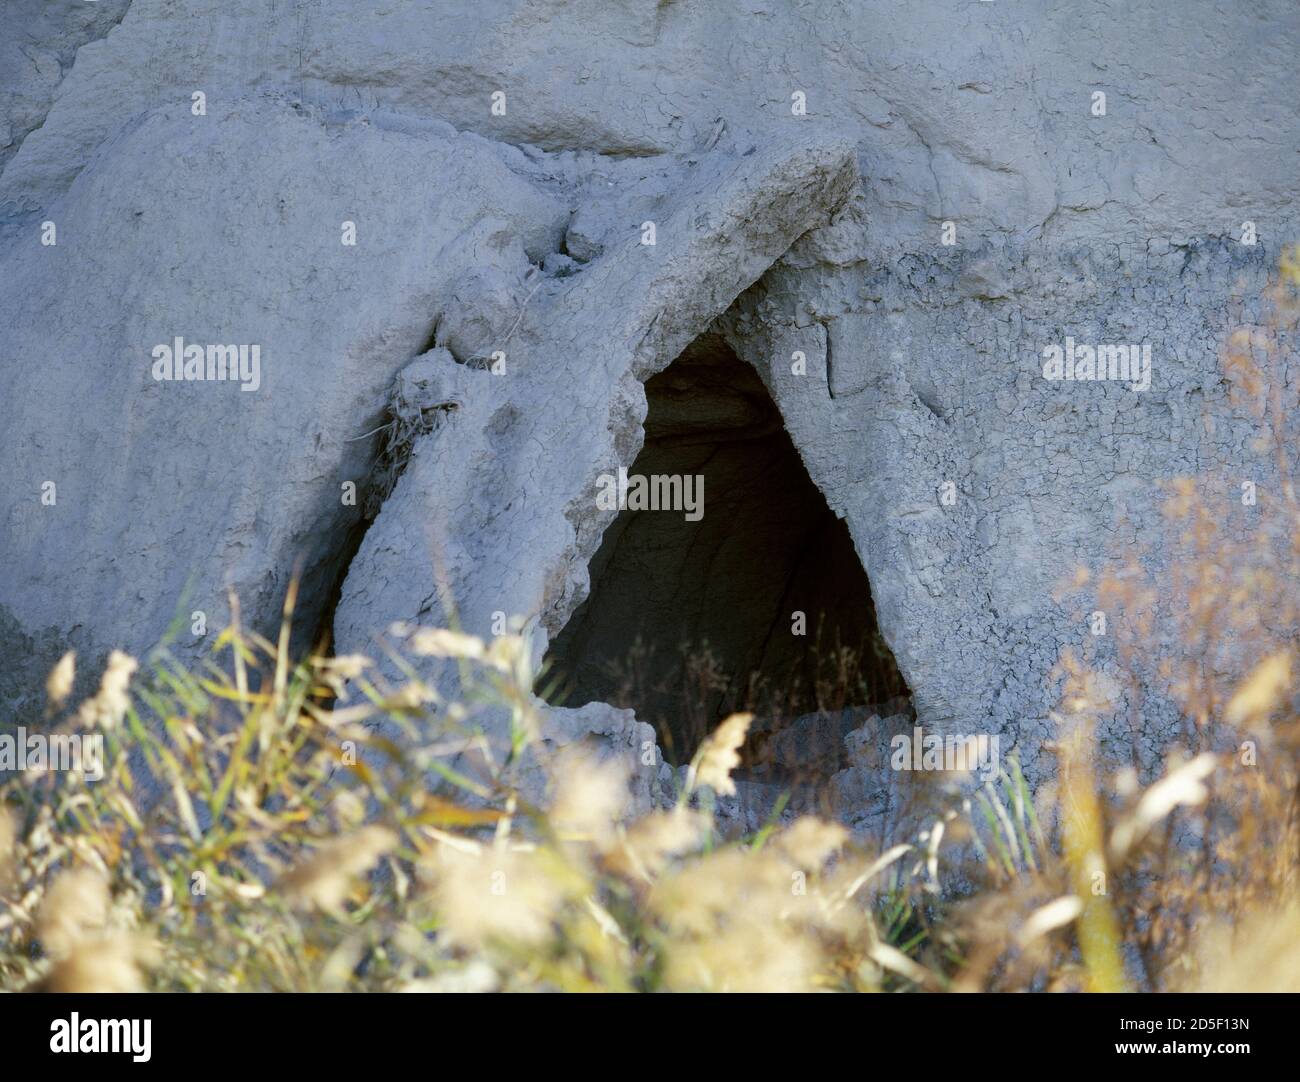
[304,514,372,660]
[0,0,134,177]
[312,355,462,657]
[823,320,836,400]
[414,319,442,358]
[537,331,910,765]
[362,353,464,517]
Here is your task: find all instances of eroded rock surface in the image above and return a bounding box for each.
[2,1,1297,829]
[0,0,131,177]
[0,99,566,712]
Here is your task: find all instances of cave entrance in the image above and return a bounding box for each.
[539,332,909,768]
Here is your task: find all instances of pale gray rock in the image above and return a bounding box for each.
[1,0,1297,829]
[0,98,566,713]
[333,131,859,799]
[0,0,131,176]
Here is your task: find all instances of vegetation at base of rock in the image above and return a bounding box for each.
[3,253,1299,994]
[1,591,1297,992]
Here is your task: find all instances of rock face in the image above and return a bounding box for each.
[0,98,566,714]
[0,0,131,177]
[2,2,1297,827]
[330,129,859,771]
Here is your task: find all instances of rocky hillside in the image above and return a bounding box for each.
[2,1,1296,827]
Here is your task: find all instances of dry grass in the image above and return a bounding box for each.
[0,621,937,992]
[1,574,1295,992]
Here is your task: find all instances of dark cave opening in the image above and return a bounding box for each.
[539,333,909,766]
